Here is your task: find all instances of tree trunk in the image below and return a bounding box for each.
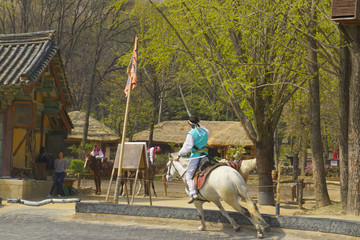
[148,122,154,148]
[322,135,329,165]
[292,153,300,181]
[346,26,360,216]
[338,33,350,213]
[274,127,279,170]
[307,0,331,207]
[256,134,275,205]
[299,130,308,175]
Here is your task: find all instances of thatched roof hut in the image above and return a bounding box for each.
[132,120,253,147]
[66,111,120,142]
[64,111,120,159]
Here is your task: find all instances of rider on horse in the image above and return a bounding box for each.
[91,144,105,170]
[148,146,161,170]
[174,116,209,204]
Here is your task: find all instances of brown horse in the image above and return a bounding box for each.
[84,155,103,195]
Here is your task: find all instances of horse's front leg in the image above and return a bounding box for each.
[94,174,100,195]
[194,201,206,231]
[97,175,101,195]
[213,200,240,232]
[152,182,157,197]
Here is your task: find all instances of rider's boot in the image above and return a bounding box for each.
[186,177,199,203]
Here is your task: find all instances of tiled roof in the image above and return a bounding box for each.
[0,30,58,86]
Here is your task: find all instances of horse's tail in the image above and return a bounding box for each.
[234,174,263,224]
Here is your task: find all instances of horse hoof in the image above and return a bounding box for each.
[257,232,264,239]
[234,226,241,232]
[197,226,206,231]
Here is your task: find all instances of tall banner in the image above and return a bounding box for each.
[124,37,138,95]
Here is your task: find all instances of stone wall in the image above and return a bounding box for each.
[0,179,52,199]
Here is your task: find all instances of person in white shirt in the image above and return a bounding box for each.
[90,144,105,171]
[175,116,209,203]
[91,144,105,161]
[148,146,161,165]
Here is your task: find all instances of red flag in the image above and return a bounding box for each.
[124,37,138,95]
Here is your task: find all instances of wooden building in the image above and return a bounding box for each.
[132,120,255,159]
[0,31,73,178]
[331,0,360,24]
[64,111,120,160]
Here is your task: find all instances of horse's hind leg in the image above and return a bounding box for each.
[225,196,267,238]
[213,200,241,232]
[194,201,206,231]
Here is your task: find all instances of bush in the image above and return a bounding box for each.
[67,159,89,174]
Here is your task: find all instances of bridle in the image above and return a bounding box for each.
[167,160,186,180]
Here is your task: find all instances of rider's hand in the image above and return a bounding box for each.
[174,156,180,161]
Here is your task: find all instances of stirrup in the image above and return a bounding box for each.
[188,194,199,204]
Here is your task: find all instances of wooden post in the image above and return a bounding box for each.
[296,180,300,202]
[76,173,81,188]
[148,178,152,206]
[298,179,304,209]
[124,172,129,204]
[162,174,167,197]
[113,82,132,203]
[113,36,138,203]
[105,167,115,202]
[275,161,281,215]
[131,169,139,204]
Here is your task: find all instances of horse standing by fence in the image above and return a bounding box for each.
[166,154,269,238]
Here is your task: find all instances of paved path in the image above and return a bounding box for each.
[0,202,358,240]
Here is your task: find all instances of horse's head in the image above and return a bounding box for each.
[166,153,189,182]
[84,154,96,169]
[166,160,177,182]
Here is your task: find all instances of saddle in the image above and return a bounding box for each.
[194,159,225,190]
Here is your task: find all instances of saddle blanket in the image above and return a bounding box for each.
[195,163,224,190]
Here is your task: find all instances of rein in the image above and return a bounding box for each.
[167,160,186,179]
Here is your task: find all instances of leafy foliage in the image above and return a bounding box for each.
[68,159,89,174]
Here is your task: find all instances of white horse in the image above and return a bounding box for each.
[219,158,257,183]
[166,156,269,238]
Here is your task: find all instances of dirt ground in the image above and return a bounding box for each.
[73,174,360,222]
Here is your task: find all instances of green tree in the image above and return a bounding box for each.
[136,0,311,204]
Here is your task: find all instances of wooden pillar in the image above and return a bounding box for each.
[298,179,304,209]
[0,105,13,176]
[162,174,167,197]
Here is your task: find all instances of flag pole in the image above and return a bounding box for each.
[113,36,138,203]
[113,83,132,203]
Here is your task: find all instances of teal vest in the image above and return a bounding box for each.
[189,127,208,158]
